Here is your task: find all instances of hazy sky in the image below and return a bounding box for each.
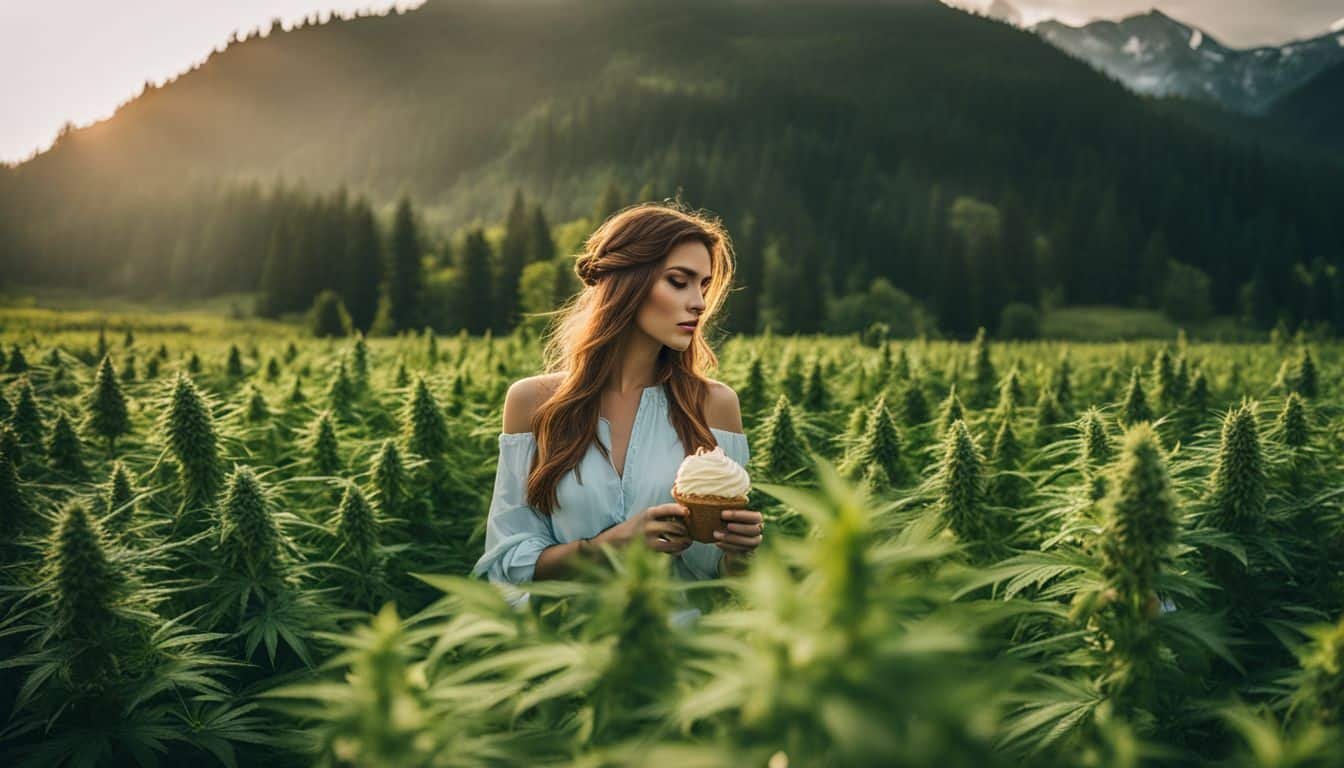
[0,1,424,165]
[982,1,1344,45]
[3,1,1342,165]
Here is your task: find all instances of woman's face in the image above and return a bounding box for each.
[634,239,712,352]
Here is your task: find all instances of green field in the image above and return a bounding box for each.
[1,308,1342,766]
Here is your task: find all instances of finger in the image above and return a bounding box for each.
[724,522,764,536]
[651,536,683,553]
[720,509,762,524]
[715,540,756,553]
[653,504,688,520]
[713,531,762,548]
[649,520,688,537]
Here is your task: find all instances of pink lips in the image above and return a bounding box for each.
[677,322,697,333]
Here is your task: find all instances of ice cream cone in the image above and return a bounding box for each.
[673,485,748,543]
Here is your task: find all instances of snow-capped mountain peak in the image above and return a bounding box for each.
[1029,10,1344,114]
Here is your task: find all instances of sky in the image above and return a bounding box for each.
[0,1,425,165]
[971,1,1344,45]
[3,0,1342,165]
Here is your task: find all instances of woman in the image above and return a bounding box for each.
[472,201,764,608]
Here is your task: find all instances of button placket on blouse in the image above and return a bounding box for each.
[599,384,654,523]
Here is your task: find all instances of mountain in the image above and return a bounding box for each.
[1032,10,1344,114]
[1271,58,1344,153]
[2,0,1342,336]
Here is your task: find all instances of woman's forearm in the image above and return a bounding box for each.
[533,537,603,580]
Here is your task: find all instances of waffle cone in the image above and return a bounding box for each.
[672,486,748,543]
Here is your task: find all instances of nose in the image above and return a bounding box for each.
[689,289,706,314]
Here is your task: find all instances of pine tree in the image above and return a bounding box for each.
[384,196,426,333]
[83,355,131,454]
[458,228,495,335]
[310,290,354,338]
[495,188,530,332]
[344,199,384,332]
[593,179,623,225]
[264,356,281,382]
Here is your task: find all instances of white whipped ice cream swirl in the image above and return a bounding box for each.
[674,445,751,498]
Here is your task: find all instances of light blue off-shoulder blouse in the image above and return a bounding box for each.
[472,383,750,608]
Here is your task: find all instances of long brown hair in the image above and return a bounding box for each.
[524,200,736,515]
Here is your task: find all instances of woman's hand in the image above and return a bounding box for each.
[714,508,764,553]
[716,508,763,576]
[596,503,692,554]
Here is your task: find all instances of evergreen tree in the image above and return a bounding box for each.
[383,196,425,333]
[495,189,531,332]
[528,204,556,265]
[458,228,495,335]
[310,290,354,338]
[593,179,623,225]
[343,198,384,331]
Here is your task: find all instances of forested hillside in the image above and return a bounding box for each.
[3,0,1342,337]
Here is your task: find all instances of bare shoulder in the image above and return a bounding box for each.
[703,379,744,434]
[502,373,567,434]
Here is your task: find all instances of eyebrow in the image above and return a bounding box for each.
[668,266,712,281]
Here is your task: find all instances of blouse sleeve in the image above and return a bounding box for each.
[675,429,751,581]
[472,432,557,587]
